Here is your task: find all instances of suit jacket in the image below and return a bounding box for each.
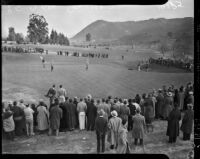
[95,116,108,134]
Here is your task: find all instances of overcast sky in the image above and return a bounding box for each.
[2,0,193,38]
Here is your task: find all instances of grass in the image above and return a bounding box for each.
[2,45,193,156]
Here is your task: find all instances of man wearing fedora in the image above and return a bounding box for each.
[180,103,194,140]
[166,103,181,143]
[95,109,108,153]
[162,92,173,120]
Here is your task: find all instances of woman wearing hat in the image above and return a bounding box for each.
[108,110,122,149]
[166,103,181,143]
[180,103,194,140]
[162,92,173,120]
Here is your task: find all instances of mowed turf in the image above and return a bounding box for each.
[2,47,193,104]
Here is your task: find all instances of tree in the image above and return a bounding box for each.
[15,33,24,44]
[8,27,16,41]
[27,14,48,44]
[86,33,91,41]
[158,40,169,57]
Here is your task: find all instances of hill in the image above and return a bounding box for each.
[71,17,194,55]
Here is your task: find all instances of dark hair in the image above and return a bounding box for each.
[13,101,17,106]
[26,104,29,107]
[60,85,62,88]
[123,100,127,105]
[142,93,146,99]
[106,99,109,103]
[97,99,100,104]
[119,98,122,102]
[128,99,132,103]
[122,118,127,126]
[69,99,72,103]
[102,98,105,103]
[80,98,83,102]
[54,98,59,105]
[53,84,55,87]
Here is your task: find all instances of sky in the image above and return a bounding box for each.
[2,0,194,38]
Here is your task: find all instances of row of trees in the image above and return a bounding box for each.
[6,14,70,46]
[158,31,193,59]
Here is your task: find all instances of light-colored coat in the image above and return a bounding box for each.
[37,105,49,131]
[108,116,122,146]
[132,113,146,139]
[117,125,128,153]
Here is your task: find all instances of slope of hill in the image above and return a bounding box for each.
[71,17,194,43]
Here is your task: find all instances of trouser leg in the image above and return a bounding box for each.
[30,120,34,135]
[26,121,30,136]
[96,132,100,153]
[102,133,105,152]
[134,138,138,145]
[140,139,143,145]
[56,129,59,136]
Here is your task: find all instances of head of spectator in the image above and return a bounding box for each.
[79,98,83,102]
[87,94,92,100]
[25,103,29,108]
[123,100,127,106]
[179,86,184,92]
[98,109,105,117]
[59,85,62,88]
[106,99,109,104]
[136,107,141,114]
[13,101,18,106]
[128,99,132,104]
[91,99,94,104]
[142,93,146,99]
[102,98,105,103]
[31,103,36,110]
[119,98,122,103]
[108,96,112,100]
[167,92,173,97]
[158,89,162,93]
[65,97,69,102]
[52,84,55,88]
[54,98,59,105]
[111,110,118,117]
[20,99,24,103]
[69,98,73,103]
[96,99,100,105]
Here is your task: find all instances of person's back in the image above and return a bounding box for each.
[128,103,136,116]
[77,101,87,113]
[132,114,145,130]
[109,116,122,132]
[95,116,107,134]
[24,107,34,121]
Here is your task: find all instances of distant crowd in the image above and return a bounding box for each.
[149,57,194,72]
[57,50,109,58]
[2,82,194,153]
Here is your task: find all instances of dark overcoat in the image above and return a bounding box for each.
[180,109,194,134]
[166,108,181,138]
[65,102,77,130]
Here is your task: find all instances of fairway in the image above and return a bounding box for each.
[2,47,193,105]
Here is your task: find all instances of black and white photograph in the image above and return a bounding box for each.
[2,1,194,157]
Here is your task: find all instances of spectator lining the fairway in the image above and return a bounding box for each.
[2,81,194,154]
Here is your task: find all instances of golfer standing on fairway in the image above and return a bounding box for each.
[40,56,45,68]
[86,58,89,71]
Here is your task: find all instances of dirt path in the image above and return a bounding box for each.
[2,120,193,158]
